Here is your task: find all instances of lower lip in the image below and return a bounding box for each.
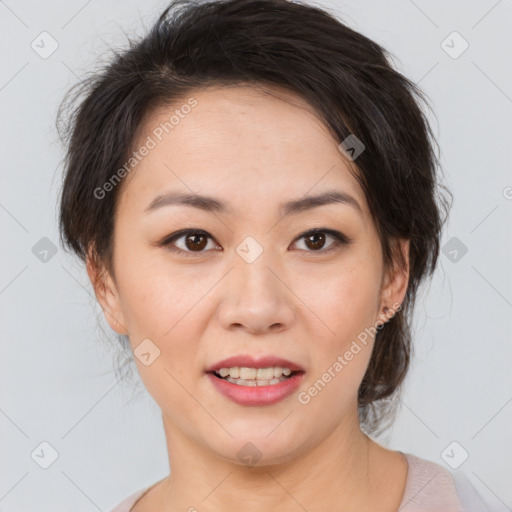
[206,372,304,406]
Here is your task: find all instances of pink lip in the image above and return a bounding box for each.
[205,355,304,373]
[206,372,305,406]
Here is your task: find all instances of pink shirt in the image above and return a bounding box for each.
[110,452,490,511]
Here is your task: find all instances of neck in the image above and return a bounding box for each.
[157,410,387,511]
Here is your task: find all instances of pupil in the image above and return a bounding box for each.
[186,233,207,251]
[307,232,325,250]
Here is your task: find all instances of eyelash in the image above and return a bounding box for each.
[157,228,352,257]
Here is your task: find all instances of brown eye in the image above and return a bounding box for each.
[160,229,219,255]
[184,232,208,251]
[293,228,351,253]
[160,228,351,257]
[304,232,327,250]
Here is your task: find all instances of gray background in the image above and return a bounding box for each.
[1,0,511,510]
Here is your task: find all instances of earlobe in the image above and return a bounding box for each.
[85,250,127,335]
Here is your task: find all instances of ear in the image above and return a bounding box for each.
[377,238,410,325]
[86,248,128,335]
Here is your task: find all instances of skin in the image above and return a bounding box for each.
[87,84,410,511]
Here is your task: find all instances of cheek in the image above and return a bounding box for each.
[297,272,378,415]
[302,260,380,336]
[114,255,215,392]
[116,259,206,409]
[113,239,203,336]
[298,261,380,391]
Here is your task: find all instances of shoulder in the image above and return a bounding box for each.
[109,486,151,512]
[400,452,491,512]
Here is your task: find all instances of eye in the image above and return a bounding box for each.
[292,228,352,253]
[157,228,352,256]
[159,229,220,256]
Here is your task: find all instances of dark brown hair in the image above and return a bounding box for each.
[57,0,452,434]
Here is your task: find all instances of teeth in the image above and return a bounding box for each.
[225,375,289,386]
[256,367,274,380]
[216,366,295,380]
[240,367,256,380]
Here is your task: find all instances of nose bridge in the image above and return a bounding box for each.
[232,238,282,305]
[218,236,295,333]
[234,246,276,295]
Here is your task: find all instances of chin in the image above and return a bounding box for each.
[207,427,307,468]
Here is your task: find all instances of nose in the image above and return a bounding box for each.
[217,253,296,335]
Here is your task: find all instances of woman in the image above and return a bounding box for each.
[57,0,491,510]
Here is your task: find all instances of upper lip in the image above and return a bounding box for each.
[205,355,305,373]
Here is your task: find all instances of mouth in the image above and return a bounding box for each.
[205,354,305,374]
[207,366,304,387]
[204,355,306,406]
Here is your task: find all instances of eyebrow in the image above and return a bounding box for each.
[144,190,362,216]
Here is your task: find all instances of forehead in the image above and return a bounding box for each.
[118,84,368,218]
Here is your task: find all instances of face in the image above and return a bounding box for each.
[88,85,409,465]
